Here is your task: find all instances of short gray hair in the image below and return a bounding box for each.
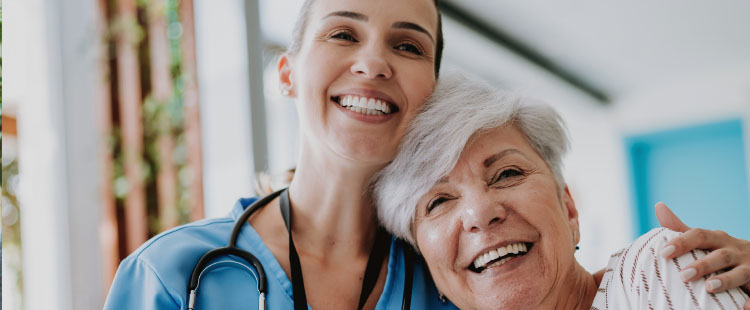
[372,72,570,247]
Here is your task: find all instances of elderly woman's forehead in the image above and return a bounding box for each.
[463,125,532,156]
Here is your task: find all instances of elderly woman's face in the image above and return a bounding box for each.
[413,125,581,310]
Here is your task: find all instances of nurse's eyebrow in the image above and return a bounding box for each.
[434,176,449,185]
[322,12,433,43]
[483,149,523,168]
[324,11,368,22]
[392,21,434,42]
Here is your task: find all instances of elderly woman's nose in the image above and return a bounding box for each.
[350,48,393,79]
[460,199,507,233]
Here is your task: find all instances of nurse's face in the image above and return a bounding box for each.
[279,0,439,166]
[413,125,581,310]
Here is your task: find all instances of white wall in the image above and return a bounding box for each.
[8,0,106,308]
[614,63,750,138]
[194,0,257,218]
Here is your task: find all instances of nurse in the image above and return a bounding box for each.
[106,0,448,309]
[104,0,750,309]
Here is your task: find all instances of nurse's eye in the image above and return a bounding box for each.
[490,168,524,186]
[330,31,358,42]
[394,42,423,55]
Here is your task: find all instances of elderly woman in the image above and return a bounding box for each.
[374,73,750,309]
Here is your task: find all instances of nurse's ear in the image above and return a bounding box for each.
[278,53,296,98]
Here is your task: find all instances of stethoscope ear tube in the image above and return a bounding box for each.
[401,241,416,310]
[229,189,285,248]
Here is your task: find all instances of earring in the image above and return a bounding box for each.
[439,292,448,303]
[281,88,290,96]
[575,245,580,251]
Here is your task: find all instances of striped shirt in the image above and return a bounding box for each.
[591,228,749,310]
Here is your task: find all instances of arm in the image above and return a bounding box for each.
[656,202,750,309]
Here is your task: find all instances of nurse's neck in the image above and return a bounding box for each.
[287,150,384,258]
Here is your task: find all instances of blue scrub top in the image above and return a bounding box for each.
[104,197,457,310]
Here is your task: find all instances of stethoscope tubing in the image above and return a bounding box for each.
[187,188,284,310]
[186,188,416,310]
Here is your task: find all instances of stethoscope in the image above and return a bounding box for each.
[187,188,417,310]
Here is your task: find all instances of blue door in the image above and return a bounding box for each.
[627,119,750,240]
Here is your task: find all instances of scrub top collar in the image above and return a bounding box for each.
[228,197,400,310]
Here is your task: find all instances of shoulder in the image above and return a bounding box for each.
[618,228,678,277]
[593,228,749,309]
[105,217,237,309]
[106,197,265,309]
[131,196,261,268]
[133,216,236,268]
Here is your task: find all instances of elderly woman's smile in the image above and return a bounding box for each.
[412,123,582,309]
[468,241,531,272]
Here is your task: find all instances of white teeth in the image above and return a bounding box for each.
[337,95,391,115]
[489,249,499,261]
[472,242,529,270]
[486,256,513,269]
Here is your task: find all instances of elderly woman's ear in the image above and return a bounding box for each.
[561,185,581,245]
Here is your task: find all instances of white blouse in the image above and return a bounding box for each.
[591,228,749,310]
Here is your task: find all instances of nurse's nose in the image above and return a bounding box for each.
[461,195,507,233]
[350,48,392,79]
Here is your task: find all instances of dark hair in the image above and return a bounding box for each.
[288,0,444,77]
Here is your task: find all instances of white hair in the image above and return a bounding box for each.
[372,72,570,248]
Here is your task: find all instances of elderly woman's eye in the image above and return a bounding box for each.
[492,168,524,184]
[426,196,449,213]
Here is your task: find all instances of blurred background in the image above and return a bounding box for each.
[2,0,749,309]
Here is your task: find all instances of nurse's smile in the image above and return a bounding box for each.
[331,91,400,124]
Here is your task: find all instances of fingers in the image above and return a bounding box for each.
[655,202,691,232]
[662,228,729,259]
[702,266,750,294]
[679,248,737,282]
